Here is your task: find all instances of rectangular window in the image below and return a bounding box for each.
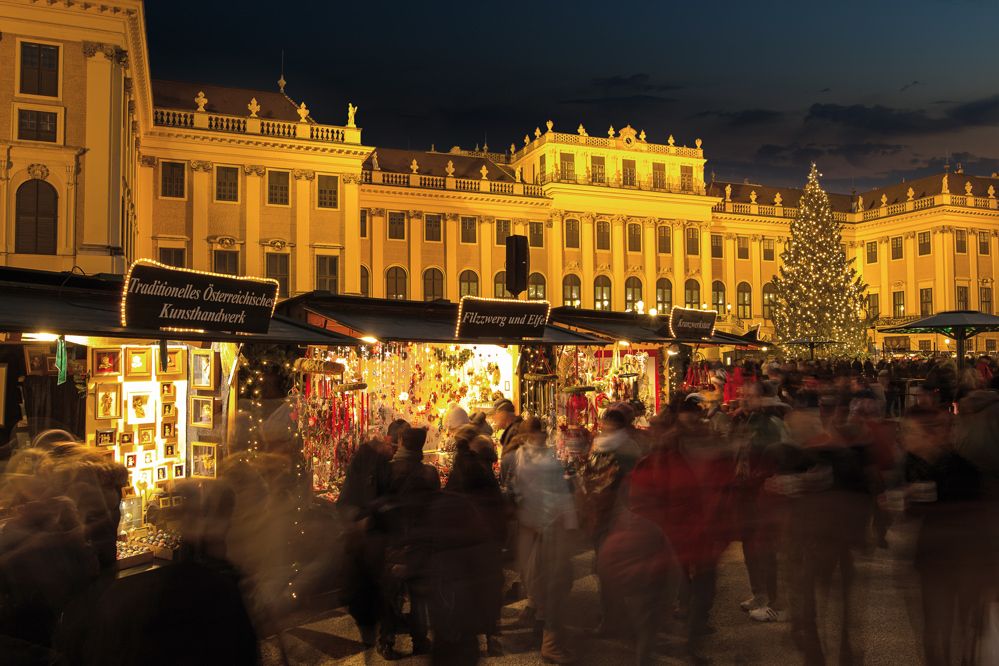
[212,250,239,275]
[559,152,575,181]
[387,211,406,240]
[657,226,671,254]
[866,241,878,264]
[627,224,642,252]
[957,285,969,310]
[424,214,442,242]
[266,253,290,297]
[317,175,339,209]
[956,230,967,254]
[920,339,933,352]
[981,287,993,315]
[737,236,749,259]
[981,231,991,255]
[360,209,369,238]
[711,234,723,258]
[868,293,880,319]
[920,288,933,316]
[762,238,775,261]
[596,221,610,251]
[890,236,903,260]
[460,216,477,244]
[529,221,544,248]
[686,228,700,256]
[622,159,637,187]
[160,161,186,198]
[495,219,511,246]
[158,247,186,268]
[652,163,666,189]
[215,166,239,202]
[17,109,58,142]
[590,156,605,184]
[892,291,905,318]
[538,154,546,183]
[988,338,998,352]
[267,171,289,205]
[316,255,338,293]
[20,42,59,97]
[680,165,694,192]
[918,231,931,255]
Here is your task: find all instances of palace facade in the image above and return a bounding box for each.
[3,0,999,353]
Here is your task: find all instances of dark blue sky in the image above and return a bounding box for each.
[145,0,999,191]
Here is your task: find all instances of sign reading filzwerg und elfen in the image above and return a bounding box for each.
[666,306,717,340]
[121,260,279,334]
[456,297,550,339]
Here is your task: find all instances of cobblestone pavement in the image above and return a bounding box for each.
[262,531,924,665]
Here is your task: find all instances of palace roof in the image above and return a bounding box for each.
[362,147,515,181]
[152,80,310,123]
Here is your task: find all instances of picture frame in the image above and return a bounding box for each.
[24,345,50,376]
[95,428,116,447]
[126,392,155,424]
[161,421,176,440]
[163,442,177,458]
[161,401,177,420]
[155,466,168,482]
[190,350,215,390]
[158,496,172,508]
[171,495,184,506]
[191,442,217,479]
[160,382,175,400]
[143,450,154,465]
[138,469,153,487]
[124,453,137,468]
[120,432,134,446]
[124,347,152,379]
[157,348,186,379]
[136,425,155,447]
[173,463,186,479]
[95,383,122,420]
[190,396,214,429]
[121,485,137,499]
[93,348,121,377]
[45,356,58,374]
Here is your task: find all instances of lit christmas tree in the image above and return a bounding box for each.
[771,164,870,358]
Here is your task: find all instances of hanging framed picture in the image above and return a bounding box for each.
[95,429,116,447]
[173,463,186,479]
[124,347,152,379]
[119,432,134,446]
[161,401,177,420]
[45,356,58,374]
[136,425,155,447]
[95,383,122,420]
[93,348,122,377]
[143,450,154,465]
[161,421,176,440]
[124,453,137,469]
[160,382,176,400]
[191,442,217,478]
[171,494,184,506]
[163,442,177,458]
[155,466,169,483]
[157,348,186,379]
[190,350,215,390]
[24,345,50,376]
[190,396,214,429]
[126,392,155,424]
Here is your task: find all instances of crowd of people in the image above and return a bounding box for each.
[3,353,999,665]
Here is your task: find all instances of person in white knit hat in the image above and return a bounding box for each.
[443,404,470,452]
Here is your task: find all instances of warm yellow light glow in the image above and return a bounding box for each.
[360,336,379,344]
[618,340,630,347]
[23,332,58,342]
[762,346,769,352]
[636,300,645,314]
[648,308,658,317]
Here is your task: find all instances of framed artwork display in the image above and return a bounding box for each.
[95,429,116,446]
[127,392,155,424]
[158,496,172,508]
[124,453,137,469]
[122,485,137,499]
[124,347,152,379]
[161,421,176,440]
[138,469,153,486]
[93,349,121,376]
[161,382,176,400]
[190,396,213,429]
[95,383,122,420]
[190,350,215,390]
[136,425,155,447]
[163,442,176,458]
[173,463,186,479]
[143,450,154,465]
[158,348,186,378]
[45,356,58,374]
[191,442,217,478]
[171,495,184,506]
[155,466,168,482]
[24,345,50,376]
[161,401,177,420]
[120,432,134,446]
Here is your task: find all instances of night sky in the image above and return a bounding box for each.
[145,0,999,192]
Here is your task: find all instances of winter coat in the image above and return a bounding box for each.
[577,429,641,543]
[596,510,676,593]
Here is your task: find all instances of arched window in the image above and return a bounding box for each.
[459,270,479,297]
[15,179,57,255]
[563,274,581,307]
[564,218,580,248]
[737,282,752,319]
[594,275,612,311]
[656,278,672,313]
[423,268,444,301]
[386,266,407,300]
[528,272,546,300]
[762,282,776,320]
[627,223,642,252]
[684,279,700,309]
[624,276,643,311]
[360,266,369,296]
[494,271,513,299]
[596,220,611,250]
[712,280,726,312]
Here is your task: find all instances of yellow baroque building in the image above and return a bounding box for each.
[3,0,999,354]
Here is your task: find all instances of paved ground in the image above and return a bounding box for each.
[261,526,925,665]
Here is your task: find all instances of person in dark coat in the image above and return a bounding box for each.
[491,398,523,455]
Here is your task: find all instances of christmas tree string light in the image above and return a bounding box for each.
[771,164,870,358]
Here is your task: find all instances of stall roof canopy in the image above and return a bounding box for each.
[278,293,602,344]
[879,310,999,338]
[0,267,357,345]
[549,307,761,347]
